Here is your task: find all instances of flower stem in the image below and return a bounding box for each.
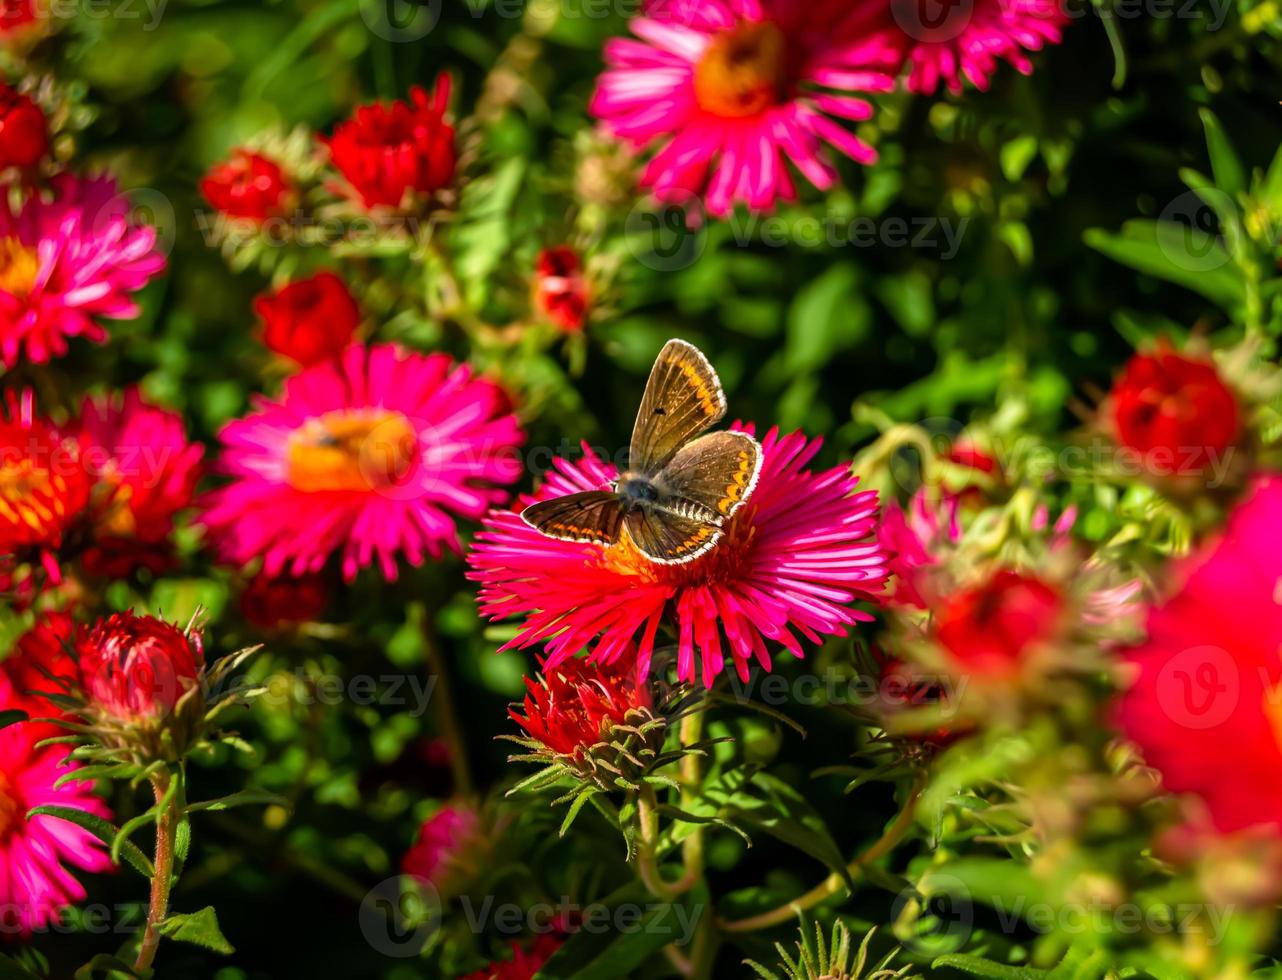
[419,606,474,798]
[717,777,924,934]
[134,770,183,972]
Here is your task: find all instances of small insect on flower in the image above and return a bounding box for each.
[522,339,762,566]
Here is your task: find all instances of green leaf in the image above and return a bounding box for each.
[0,710,27,732]
[533,880,707,980]
[158,906,235,955]
[1084,222,1243,311]
[0,953,43,979]
[784,264,869,375]
[185,790,290,814]
[27,806,153,879]
[73,953,145,979]
[931,954,1048,979]
[1199,108,1246,198]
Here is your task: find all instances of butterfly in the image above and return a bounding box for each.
[522,339,763,564]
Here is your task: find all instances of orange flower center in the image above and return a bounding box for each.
[0,454,63,538]
[286,410,418,493]
[693,21,790,119]
[0,236,40,298]
[599,506,757,584]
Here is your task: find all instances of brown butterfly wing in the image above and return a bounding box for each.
[521,491,625,546]
[657,430,763,526]
[623,505,722,565]
[629,339,727,473]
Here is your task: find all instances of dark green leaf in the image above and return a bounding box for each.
[26,806,153,879]
[158,906,235,955]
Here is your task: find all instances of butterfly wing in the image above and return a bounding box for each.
[658,430,763,526]
[630,339,727,474]
[521,491,625,546]
[623,506,722,565]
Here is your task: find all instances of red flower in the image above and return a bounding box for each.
[0,0,38,37]
[462,934,563,980]
[74,387,205,578]
[0,390,92,596]
[0,83,46,169]
[533,247,590,332]
[1110,348,1240,478]
[239,572,330,628]
[1116,476,1282,838]
[323,77,456,211]
[934,570,1064,680]
[253,271,360,367]
[200,149,294,222]
[1,612,77,732]
[512,657,652,758]
[401,803,482,891]
[76,612,204,724]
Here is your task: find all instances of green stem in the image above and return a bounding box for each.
[134,770,183,972]
[717,777,924,934]
[420,607,474,798]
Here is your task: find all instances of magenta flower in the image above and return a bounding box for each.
[894,0,1067,95]
[469,428,889,686]
[0,679,113,936]
[402,803,482,890]
[0,173,166,367]
[202,343,524,581]
[589,0,904,216]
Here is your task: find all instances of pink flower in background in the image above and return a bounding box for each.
[0,173,166,367]
[892,0,1067,95]
[878,489,963,609]
[590,0,904,216]
[74,387,204,577]
[462,934,564,980]
[402,803,481,890]
[469,427,888,687]
[0,681,113,936]
[202,343,524,581]
[1116,476,1282,838]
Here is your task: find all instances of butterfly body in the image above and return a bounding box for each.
[523,340,763,565]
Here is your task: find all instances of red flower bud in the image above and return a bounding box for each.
[200,149,293,222]
[401,803,482,891]
[1110,348,1240,478]
[0,83,47,169]
[511,656,652,758]
[533,247,590,332]
[253,271,359,367]
[76,613,203,723]
[934,570,1064,680]
[323,77,456,211]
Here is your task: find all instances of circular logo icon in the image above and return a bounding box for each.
[1156,189,1234,274]
[625,191,708,272]
[892,875,973,956]
[359,876,441,958]
[359,0,441,42]
[91,186,177,260]
[1154,644,1239,730]
[891,0,975,43]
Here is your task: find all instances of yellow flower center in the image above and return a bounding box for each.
[0,236,40,298]
[693,22,790,119]
[286,410,418,493]
[0,455,63,537]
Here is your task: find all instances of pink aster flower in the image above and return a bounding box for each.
[74,387,204,577]
[892,0,1067,95]
[201,343,524,582]
[0,173,166,367]
[589,0,905,216]
[1116,476,1282,839]
[469,427,889,687]
[0,680,113,936]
